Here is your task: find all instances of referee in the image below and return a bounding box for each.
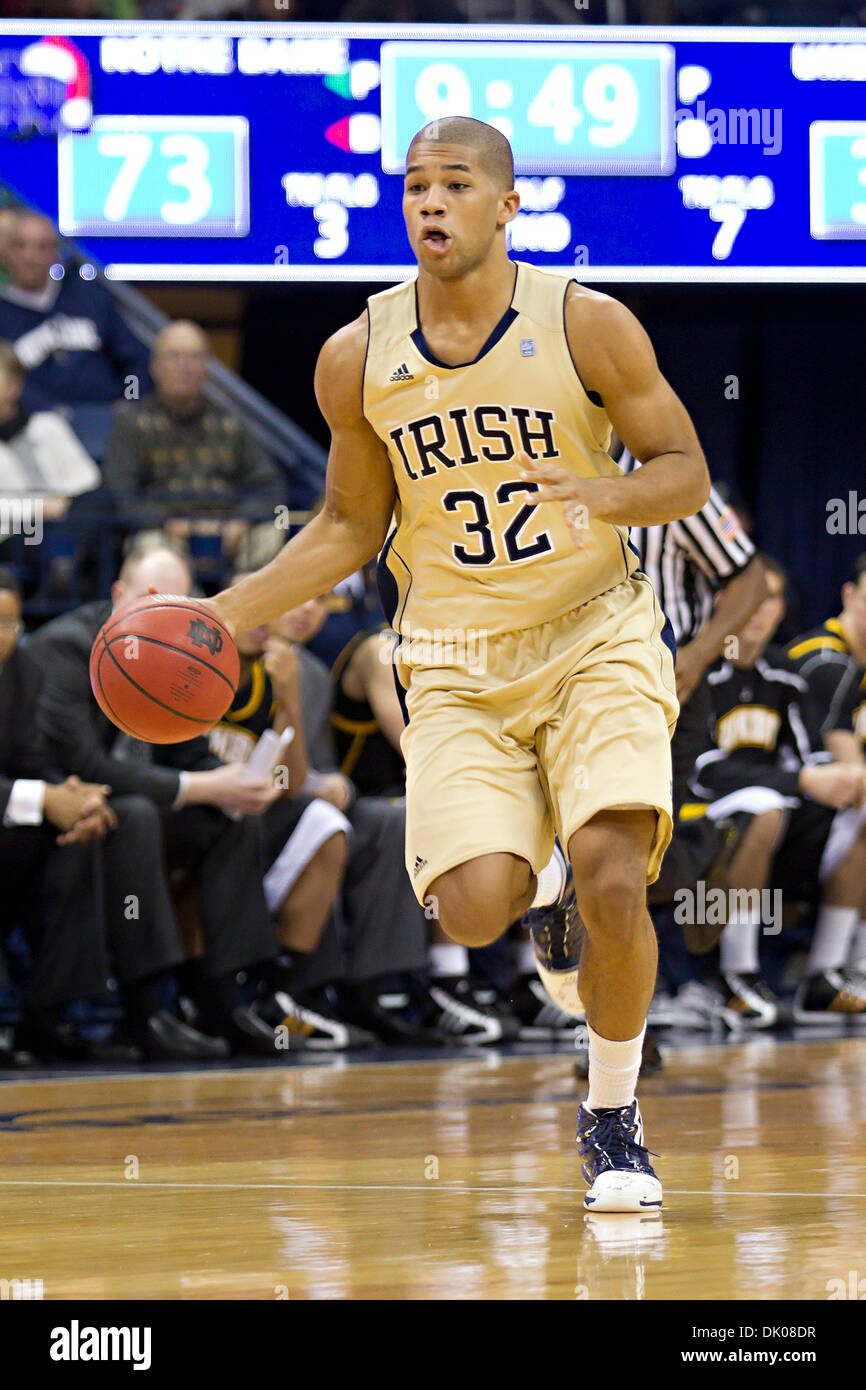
[616,446,770,907]
[619,446,769,802]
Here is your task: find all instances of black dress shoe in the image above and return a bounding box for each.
[224,1003,300,1058]
[16,1015,141,1064]
[142,1010,230,1061]
[0,1027,36,1069]
[341,997,446,1047]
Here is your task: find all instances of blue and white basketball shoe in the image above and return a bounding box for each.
[576,1100,663,1212]
[523,849,584,1016]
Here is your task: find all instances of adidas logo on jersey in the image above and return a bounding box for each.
[389,363,415,382]
[413,855,427,877]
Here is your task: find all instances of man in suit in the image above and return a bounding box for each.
[0,564,223,1063]
[28,540,299,1058]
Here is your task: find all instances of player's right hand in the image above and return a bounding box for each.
[201,763,281,817]
[798,762,866,810]
[197,596,237,641]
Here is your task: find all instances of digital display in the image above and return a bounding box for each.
[809,121,866,240]
[2,21,866,282]
[380,42,675,176]
[58,115,249,235]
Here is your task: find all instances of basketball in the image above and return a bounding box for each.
[89,594,240,744]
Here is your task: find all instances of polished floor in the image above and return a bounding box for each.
[2,1034,865,1300]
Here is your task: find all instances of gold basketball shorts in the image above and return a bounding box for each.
[399,572,679,906]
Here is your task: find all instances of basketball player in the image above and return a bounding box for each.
[211,117,710,1211]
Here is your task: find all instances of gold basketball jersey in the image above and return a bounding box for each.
[364,260,637,640]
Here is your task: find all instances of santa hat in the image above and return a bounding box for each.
[19,36,92,132]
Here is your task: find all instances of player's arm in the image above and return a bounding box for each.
[825,729,865,765]
[523,290,710,526]
[797,654,866,764]
[676,555,770,701]
[210,314,397,637]
[350,632,407,753]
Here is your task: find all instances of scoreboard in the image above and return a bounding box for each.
[1,21,866,282]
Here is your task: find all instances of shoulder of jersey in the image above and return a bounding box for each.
[787,624,850,662]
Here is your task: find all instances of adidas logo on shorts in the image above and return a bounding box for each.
[413,855,427,877]
[389,363,414,383]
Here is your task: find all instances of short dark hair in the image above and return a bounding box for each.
[0,565,21,600]
[408,116,515,191]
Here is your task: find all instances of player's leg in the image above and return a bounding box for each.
[566,808,665,1211]
[715,805,785,1026]
[849,878,866,992]
[273,827,348,954]
[790,805,866,1020]
[569,807,659,1041]
[256,797,376,1050]
[415,854,533,1045]
[403,676,554,942]
[429,850,535,948]
[537,575,679,1211]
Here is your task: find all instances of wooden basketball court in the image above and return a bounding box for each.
[2,1035,864,1301]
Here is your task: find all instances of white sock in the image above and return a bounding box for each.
[807,905,859,976]
[531,844,567,908]
[587,1023,645,1111]
[513,939,537,976]
[719,913,761,974]
[847,920,866,972]
[430,942,469,979]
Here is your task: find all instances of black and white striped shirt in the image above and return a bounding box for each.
[620,448,755,645]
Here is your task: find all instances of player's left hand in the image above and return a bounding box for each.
[519,452,610,550]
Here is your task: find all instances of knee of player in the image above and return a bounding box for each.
[431,888,505,948]
[575,867,647,934]
[746,806,785,846]
[318,828,349,872]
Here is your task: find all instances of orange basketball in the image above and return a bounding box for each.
[89,594,240,744]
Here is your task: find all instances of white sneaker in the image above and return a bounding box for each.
[647,988,709,1029]
[676,980,743,1032]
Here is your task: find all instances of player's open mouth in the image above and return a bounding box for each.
[421,227,452,252]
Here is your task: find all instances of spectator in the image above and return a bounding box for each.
[786,554,866,985]
[0,564,122,1060]
[27,539,305,1058]
[207,581,375,1049]
[0,211,151,458]
[690,565,866,1026]
[0,208,18,291]
[787,554,866,765]
[0,564,215,1064]
[103,320,285,570]
[0,340,100,525]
